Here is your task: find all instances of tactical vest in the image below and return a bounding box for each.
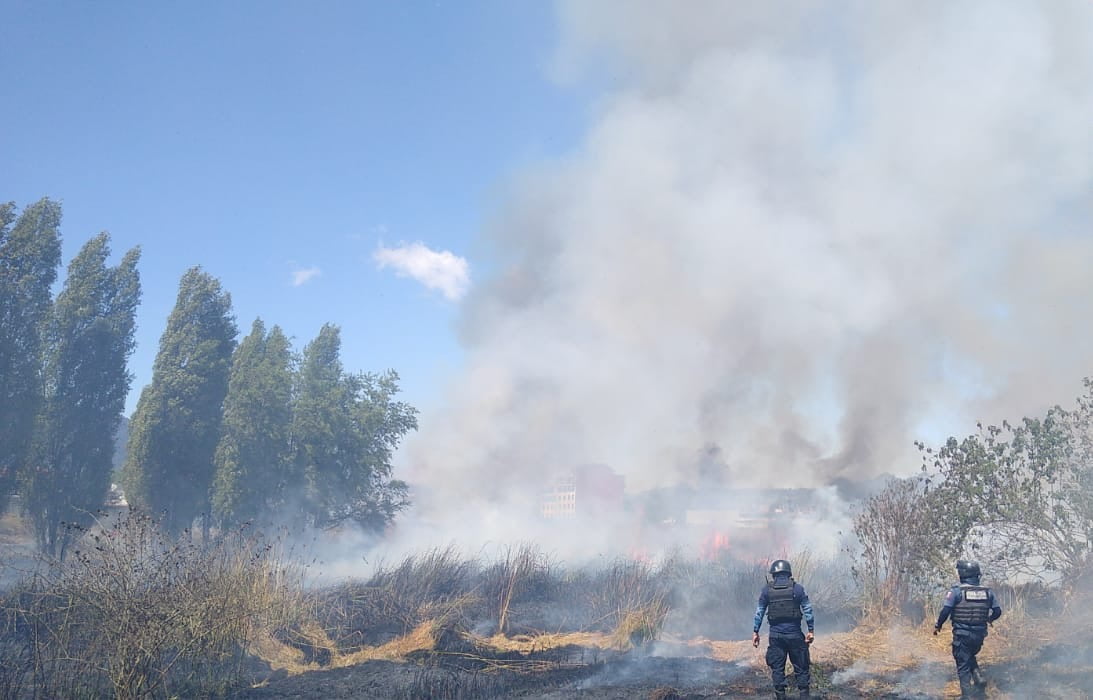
[950,584,991,627]
[766,581,802,624]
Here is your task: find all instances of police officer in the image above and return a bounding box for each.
[933,559,1002,699]
[752,559,815,699]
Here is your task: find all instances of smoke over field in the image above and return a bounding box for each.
[402,0,1093,545]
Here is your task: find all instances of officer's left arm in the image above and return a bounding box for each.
[797,585,815,633]
[988,590,1002,622]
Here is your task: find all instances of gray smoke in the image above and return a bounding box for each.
[405,1,1093,520]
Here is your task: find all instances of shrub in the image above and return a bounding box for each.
[0,511,301,698]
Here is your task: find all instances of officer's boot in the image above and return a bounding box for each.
[798,688,810,698]
[774,687,787,700]
[971,668,987,693]
[958,678,975,700]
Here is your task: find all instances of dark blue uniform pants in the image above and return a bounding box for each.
[766,632,811,690]
[952,631,984,686]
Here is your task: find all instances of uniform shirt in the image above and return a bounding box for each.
[753,574,815,635]
[934,580,1002,633]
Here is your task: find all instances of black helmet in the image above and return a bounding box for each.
[769,559,792,576]
[956,559,981,581]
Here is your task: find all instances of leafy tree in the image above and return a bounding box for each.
[212,319,294,527]
[293,324,416,531]
[919,382,1093,584]
[0,199,62,505]
[25,234,141,557]
[344,369,417,529]
[123,268,236,536]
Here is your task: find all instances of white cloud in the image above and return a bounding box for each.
[373,242,470,301]
[290,266,322,287]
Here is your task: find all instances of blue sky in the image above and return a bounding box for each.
[2,1,590,415]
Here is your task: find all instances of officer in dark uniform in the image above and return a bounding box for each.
[933,559,1002,699]
[752,559,815,699]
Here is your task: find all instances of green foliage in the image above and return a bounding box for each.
[293,324,417,531]
[921,396,1093,583]
[24,233,141,558]
[0,199,62,505]
[884,378,1093,587]
[853,377,1093,606]
[123,267,237,536]
[1,198,419,550]
[212,319,295,527]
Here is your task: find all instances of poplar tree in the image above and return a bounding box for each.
[27,234,141,557]
[0,199,62,506]
[123,267,236,536]
[212,319,294,527]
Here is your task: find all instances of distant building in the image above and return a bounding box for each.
[541,473,576,519]
[540,464,624,519]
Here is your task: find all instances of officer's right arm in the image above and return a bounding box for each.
[752,589,767,647]
[989,590,1002,622]
[753,588,769,633]
[934,587,957,631]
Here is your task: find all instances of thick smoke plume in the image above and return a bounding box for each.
[401,1,1093,544]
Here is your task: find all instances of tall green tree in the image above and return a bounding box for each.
[212,319,294,527]
[0,199,62,505]
[26,234,141,557]
[293,324,416,531]
[348,368,418,530]
[123,268,236,536]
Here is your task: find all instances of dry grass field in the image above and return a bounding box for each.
[0,512,1088,699]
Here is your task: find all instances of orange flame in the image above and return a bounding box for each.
[700,530,731,560]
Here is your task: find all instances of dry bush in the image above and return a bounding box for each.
[480,543,555,634]
[611,601,670,649]
[0,510,303,699]
[310,548,675,659]
[368,546,478,623]
[851,477,944,620]
[313,545,562,655]
[312,546,479,655]
[571,559,671,647]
